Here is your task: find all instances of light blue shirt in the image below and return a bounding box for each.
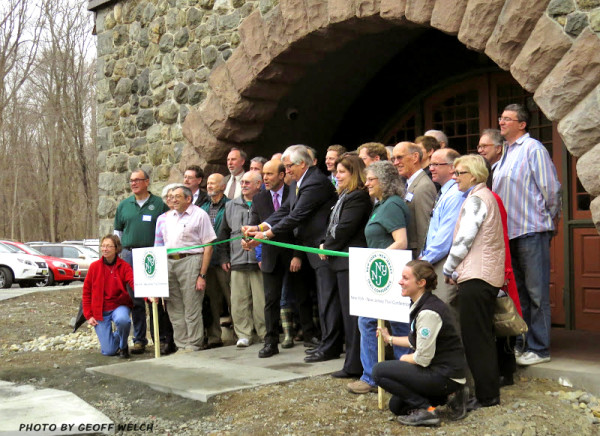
[492,133,561,239]
[420,180,465,264]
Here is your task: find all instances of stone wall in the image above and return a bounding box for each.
[91,0,600,233]
[94,0,267,235]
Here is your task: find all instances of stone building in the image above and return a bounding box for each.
[88,0,600,331]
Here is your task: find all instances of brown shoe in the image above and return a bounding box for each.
[347,380,377,394]
[131,343,145,354]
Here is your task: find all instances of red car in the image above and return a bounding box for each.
[1,241,80,287]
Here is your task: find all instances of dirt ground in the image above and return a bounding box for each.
[1,287,599,436]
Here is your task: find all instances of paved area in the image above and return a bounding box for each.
[518,328,600,396]
[0,381,112,435]
[0,283,82,302]
[88,342,342,402]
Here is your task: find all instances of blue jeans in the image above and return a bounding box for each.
[120,249,148,346]
[509,232,552,357]
[95,306,131,355]
[358,317,410,386]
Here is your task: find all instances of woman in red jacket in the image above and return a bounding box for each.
[82,235,134,358]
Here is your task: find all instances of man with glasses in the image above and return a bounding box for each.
[392,142,437,259]
[184,165,209,207]
[477,129,504,176]
[163,185,216,351]
[114,169,169,354]
[493,104,561,366]
[419,148,464,316]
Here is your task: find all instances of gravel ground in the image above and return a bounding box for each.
[1,287,599,436]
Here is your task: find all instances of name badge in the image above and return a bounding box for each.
[405,192,414,202]
[142,215,152,222]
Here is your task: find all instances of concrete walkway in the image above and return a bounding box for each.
[0,283,82,302]
[88,342,342,402]
[0,381,112,435]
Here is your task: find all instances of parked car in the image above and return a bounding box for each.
[0,243,48,288]
[29,243,98,278]
[1,241,80,287]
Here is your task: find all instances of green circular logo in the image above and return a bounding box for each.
[365,252,394,294]
[144,252,156,278]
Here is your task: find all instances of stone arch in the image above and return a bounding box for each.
[182,0,600,230]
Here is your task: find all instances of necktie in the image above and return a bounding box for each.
[295,185,299,196]
[227,177,236,199]
[273,192,280,211]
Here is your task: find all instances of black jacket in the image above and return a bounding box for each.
[249,185,298,273]
[322,189,372,272]
[268,166,337,248]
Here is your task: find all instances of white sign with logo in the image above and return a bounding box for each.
[349,247,413,323]
[132,247,169,298]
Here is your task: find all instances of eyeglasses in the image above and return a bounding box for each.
[477,143,496,150]
[101,244,115,249]
[171,194,185,199]
[365,177,379,183]
[284,163,297,170]
[498,117,519,123]
[129,178,148,184]
[429,162,450,167]
[454,171,470,176]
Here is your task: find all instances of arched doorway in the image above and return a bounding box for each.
[182,3,600,331]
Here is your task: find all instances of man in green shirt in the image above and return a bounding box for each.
[114,169,169,353]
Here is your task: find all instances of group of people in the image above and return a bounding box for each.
[81,103,561,427]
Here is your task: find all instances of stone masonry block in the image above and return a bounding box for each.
[510,14,572,93]
[226,43,256,93]
[238,10,271,74]
[306,0,329,30]
[262,6,292,60]
[182,109,238,165]
[200,93,230,136]
[576,142,600,197]
[329,0,355,24]
[380,0,406,23]
[431,0,468,35]
[356,0,382,18]
[558,85,600,157]
[534,28,600,120]
[458,0,505,52]
[256,62,306,84]
[280,0,311,45]
[485,0,550,70]
[405,0,435,24]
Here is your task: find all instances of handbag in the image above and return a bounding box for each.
[493,294,528,337]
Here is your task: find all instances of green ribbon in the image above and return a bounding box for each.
[164,236,348,258]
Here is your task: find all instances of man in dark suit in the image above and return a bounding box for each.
[246,159,318,358]
[245,145,340,363]
[184,165,209,206]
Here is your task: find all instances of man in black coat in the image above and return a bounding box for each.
[247,159,318,358]
[245,145,341,363]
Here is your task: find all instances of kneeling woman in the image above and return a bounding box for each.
[82,234,134,358]
[373,260,467,427]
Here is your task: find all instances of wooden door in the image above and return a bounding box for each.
[573,228,600,331]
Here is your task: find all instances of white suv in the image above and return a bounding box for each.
[0,243,48,288]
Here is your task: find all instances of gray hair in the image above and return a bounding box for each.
[243,171,263,184]
[503,103,530,130]
[250,156,267,165]
[367,160,405,200]
[482,128,504,147]
[131,169,149,180]
[282,145,314,167]
[161,183,180,201]
[424,129,449,147]
[173,184,192,199]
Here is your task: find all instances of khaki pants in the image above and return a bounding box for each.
[167,255,203,350]
[432,256,460,328]
[231,269,266,341]
[205,265,231,344]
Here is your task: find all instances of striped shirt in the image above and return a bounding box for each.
[492,133,561,240]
